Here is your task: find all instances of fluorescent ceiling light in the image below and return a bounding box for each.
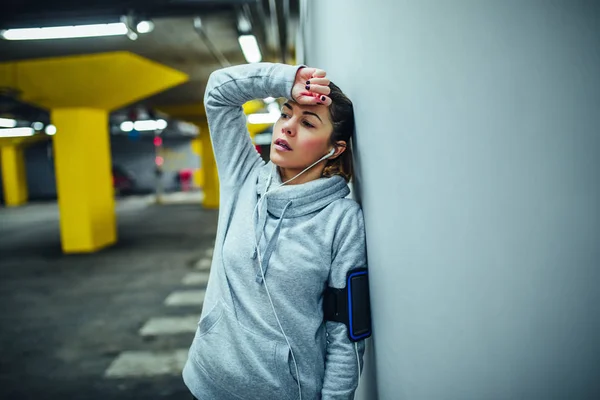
[45,124,57,135]
[120,119,167,132]
[0,22,151,41]
[238,35,262,63]
[0,127,35,138]
[155,119,168,130]
[120,121,134,132]
[237,14,252,33]
[267,102,280,114]
[136,21,154,34]
[0,117,17,128]
[248,109,279,124]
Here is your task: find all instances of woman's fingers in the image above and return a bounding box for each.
[312,69,327,78]
[294,67,331,105]
[316,95,332,106]
[304,83,330,96]
[309,93,332,106]
[305,77,330,87]
[295,91,331,106]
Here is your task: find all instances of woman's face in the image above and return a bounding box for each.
[270,100,334,170]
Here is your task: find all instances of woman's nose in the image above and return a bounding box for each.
[282,126,295,137]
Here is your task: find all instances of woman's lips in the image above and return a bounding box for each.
[274,143,292,152]
[274,138,292,151]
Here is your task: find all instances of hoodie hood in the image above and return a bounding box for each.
[252,162,350,283]
[255,161,350,218]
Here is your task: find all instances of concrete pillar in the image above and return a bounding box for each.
[160,99,272,209]
[51,108,116,252]
[0,145,28,206]
[190,137,204,189]
[0,52,188,253]
[195,119,219,209]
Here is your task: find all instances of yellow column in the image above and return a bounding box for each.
[196,119,220,209]
[1,52,188,253]
[0,145,28,206]
[190,137,204,188]
[52,108,116,253]
[160,99,273,210]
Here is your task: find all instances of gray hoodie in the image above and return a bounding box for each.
[182,63,367,400]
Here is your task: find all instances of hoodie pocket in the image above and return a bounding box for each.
[276,342,300,388]
[191,302,298,400]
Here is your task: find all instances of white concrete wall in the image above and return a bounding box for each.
[301,1,600,398]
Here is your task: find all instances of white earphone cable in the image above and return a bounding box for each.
[355,341,361,396]
[251,148,335,400]
[256,244,303,400]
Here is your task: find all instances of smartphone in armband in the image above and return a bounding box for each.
[323,268,372,342]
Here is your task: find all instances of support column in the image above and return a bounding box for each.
[52,108,116,253]
[0,145,28,207]
[196,119,220,209]
[190,137,204,188]
[160,99,273,210]
[1,52,188,253]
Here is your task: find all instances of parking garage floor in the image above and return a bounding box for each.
[0,195,217,399]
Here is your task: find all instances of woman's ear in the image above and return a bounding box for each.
[330,141,347,159]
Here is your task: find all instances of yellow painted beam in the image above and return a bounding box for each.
[0,52,188,111]
[194,120,219,209]
[0,52,188,254]
[52,108,116,253]
[0,145,28,206]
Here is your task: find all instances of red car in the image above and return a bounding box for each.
[112,166,135,195]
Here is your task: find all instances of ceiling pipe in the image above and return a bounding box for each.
[244,2,270,60]
[193,16,231,67]
[279,0,289,64]
[268,0,281,62]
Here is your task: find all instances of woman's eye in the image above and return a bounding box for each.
[280,113,290,119]
[302,121,315,128]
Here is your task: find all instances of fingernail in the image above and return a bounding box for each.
[306,80,310,85]
[321,96,326,101]
[305,85,310,90]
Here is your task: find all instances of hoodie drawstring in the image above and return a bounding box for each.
[255,200,292,283]
[252,165,294,284]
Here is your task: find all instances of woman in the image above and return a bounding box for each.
[183,62,367,400]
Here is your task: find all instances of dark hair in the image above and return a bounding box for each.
[322,81,355,182]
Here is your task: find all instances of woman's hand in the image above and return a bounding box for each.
[291,67,332,106]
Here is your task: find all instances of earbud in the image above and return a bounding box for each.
[326,148,335,158]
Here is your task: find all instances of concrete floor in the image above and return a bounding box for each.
[0,196,218,399]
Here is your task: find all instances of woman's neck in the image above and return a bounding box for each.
[277,164,325,185]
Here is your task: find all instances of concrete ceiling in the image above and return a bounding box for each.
[0,0,299,122]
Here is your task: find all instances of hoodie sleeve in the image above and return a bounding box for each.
[203,62,302,186]
[322,203,368,400]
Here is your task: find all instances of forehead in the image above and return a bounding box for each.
[286,100,330,121]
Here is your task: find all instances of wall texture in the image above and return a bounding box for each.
[302,0,600,398]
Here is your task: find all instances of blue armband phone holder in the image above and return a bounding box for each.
[323,268,372,342]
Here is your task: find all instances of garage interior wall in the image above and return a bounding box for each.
[301,0,600,398]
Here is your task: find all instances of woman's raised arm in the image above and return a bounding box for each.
[203,63,300,186]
